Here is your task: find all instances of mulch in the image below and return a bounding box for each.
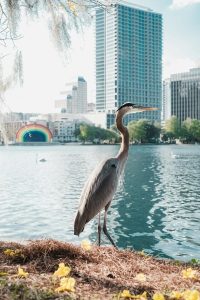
[0,239,200,299]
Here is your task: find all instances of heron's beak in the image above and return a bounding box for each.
[131,105,158,112]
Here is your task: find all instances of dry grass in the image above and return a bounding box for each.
[0,239,200,299]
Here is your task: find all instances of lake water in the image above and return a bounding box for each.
[0,144,200,261]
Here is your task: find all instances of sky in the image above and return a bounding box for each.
[2,0,200,113]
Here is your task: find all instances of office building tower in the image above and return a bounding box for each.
[71,77,88,114]
[55,77,87,114]
[163,68,200,123]
[96,0,162,125]
[171,68,200,123]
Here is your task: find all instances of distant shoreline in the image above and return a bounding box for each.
[2,142,199,146]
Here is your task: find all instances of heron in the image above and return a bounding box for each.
[74,102,157,247]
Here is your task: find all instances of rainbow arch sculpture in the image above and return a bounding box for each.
[16,124,52,143]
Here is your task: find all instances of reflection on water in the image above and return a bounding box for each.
[0,145,200,261]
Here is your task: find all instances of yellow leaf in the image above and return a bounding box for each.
[120,290,147,299]
[4,249,23,257]
[67,0,77,15]
[4,249,15,256]
[55,277,76,293]
[153,293,165,300]
[169,291,182,299]
[182,290,200,300]
[134,291,147,300]
[81,240,92,251]
[17,267,28,278]
[139,250,148,257]
[135,273,147,282]
[121,290,135,299]
[53,263,71,278]
[182,268,197,280]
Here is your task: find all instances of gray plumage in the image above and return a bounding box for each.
[74,102,157,247]
[74,158,119,235]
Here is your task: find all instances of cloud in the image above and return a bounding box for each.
[170,0,200,9]
[163,57,196,79]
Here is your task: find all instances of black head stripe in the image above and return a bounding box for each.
[116,102,135,112]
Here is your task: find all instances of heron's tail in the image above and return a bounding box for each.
[74,211,85,236]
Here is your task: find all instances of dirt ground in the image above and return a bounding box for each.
[0,239,200,299]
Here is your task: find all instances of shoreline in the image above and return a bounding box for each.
[1,239,200,299]
[1,142,199,147]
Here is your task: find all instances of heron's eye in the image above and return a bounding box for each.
[111,164,116,168]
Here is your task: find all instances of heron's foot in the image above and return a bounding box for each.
[94,238,101,246]
[103,225,117,248]
[94,237,101,246]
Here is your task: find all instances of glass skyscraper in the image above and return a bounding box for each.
[96,0,162,125]
[163,68,200,124]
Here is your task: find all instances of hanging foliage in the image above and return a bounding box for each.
[0,0,116,90]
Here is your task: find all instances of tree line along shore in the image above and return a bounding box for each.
[75,117,200,145]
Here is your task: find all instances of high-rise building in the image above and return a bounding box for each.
[162,78,171,122]
[96,0,162,125]
[72,77,88,114]
[163,68,200,123]
[55,77,87,114]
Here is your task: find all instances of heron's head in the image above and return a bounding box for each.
[116,102,158,115]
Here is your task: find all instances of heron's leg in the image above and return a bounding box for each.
[98,213,101,246]
[103,203,117,248]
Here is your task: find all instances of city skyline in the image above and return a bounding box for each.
[2,0,200,113]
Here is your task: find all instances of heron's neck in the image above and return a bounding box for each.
[116,111,129,160]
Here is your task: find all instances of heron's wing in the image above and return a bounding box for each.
[77,158,119,223]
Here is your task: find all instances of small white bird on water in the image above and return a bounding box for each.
[74,102,157,247]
